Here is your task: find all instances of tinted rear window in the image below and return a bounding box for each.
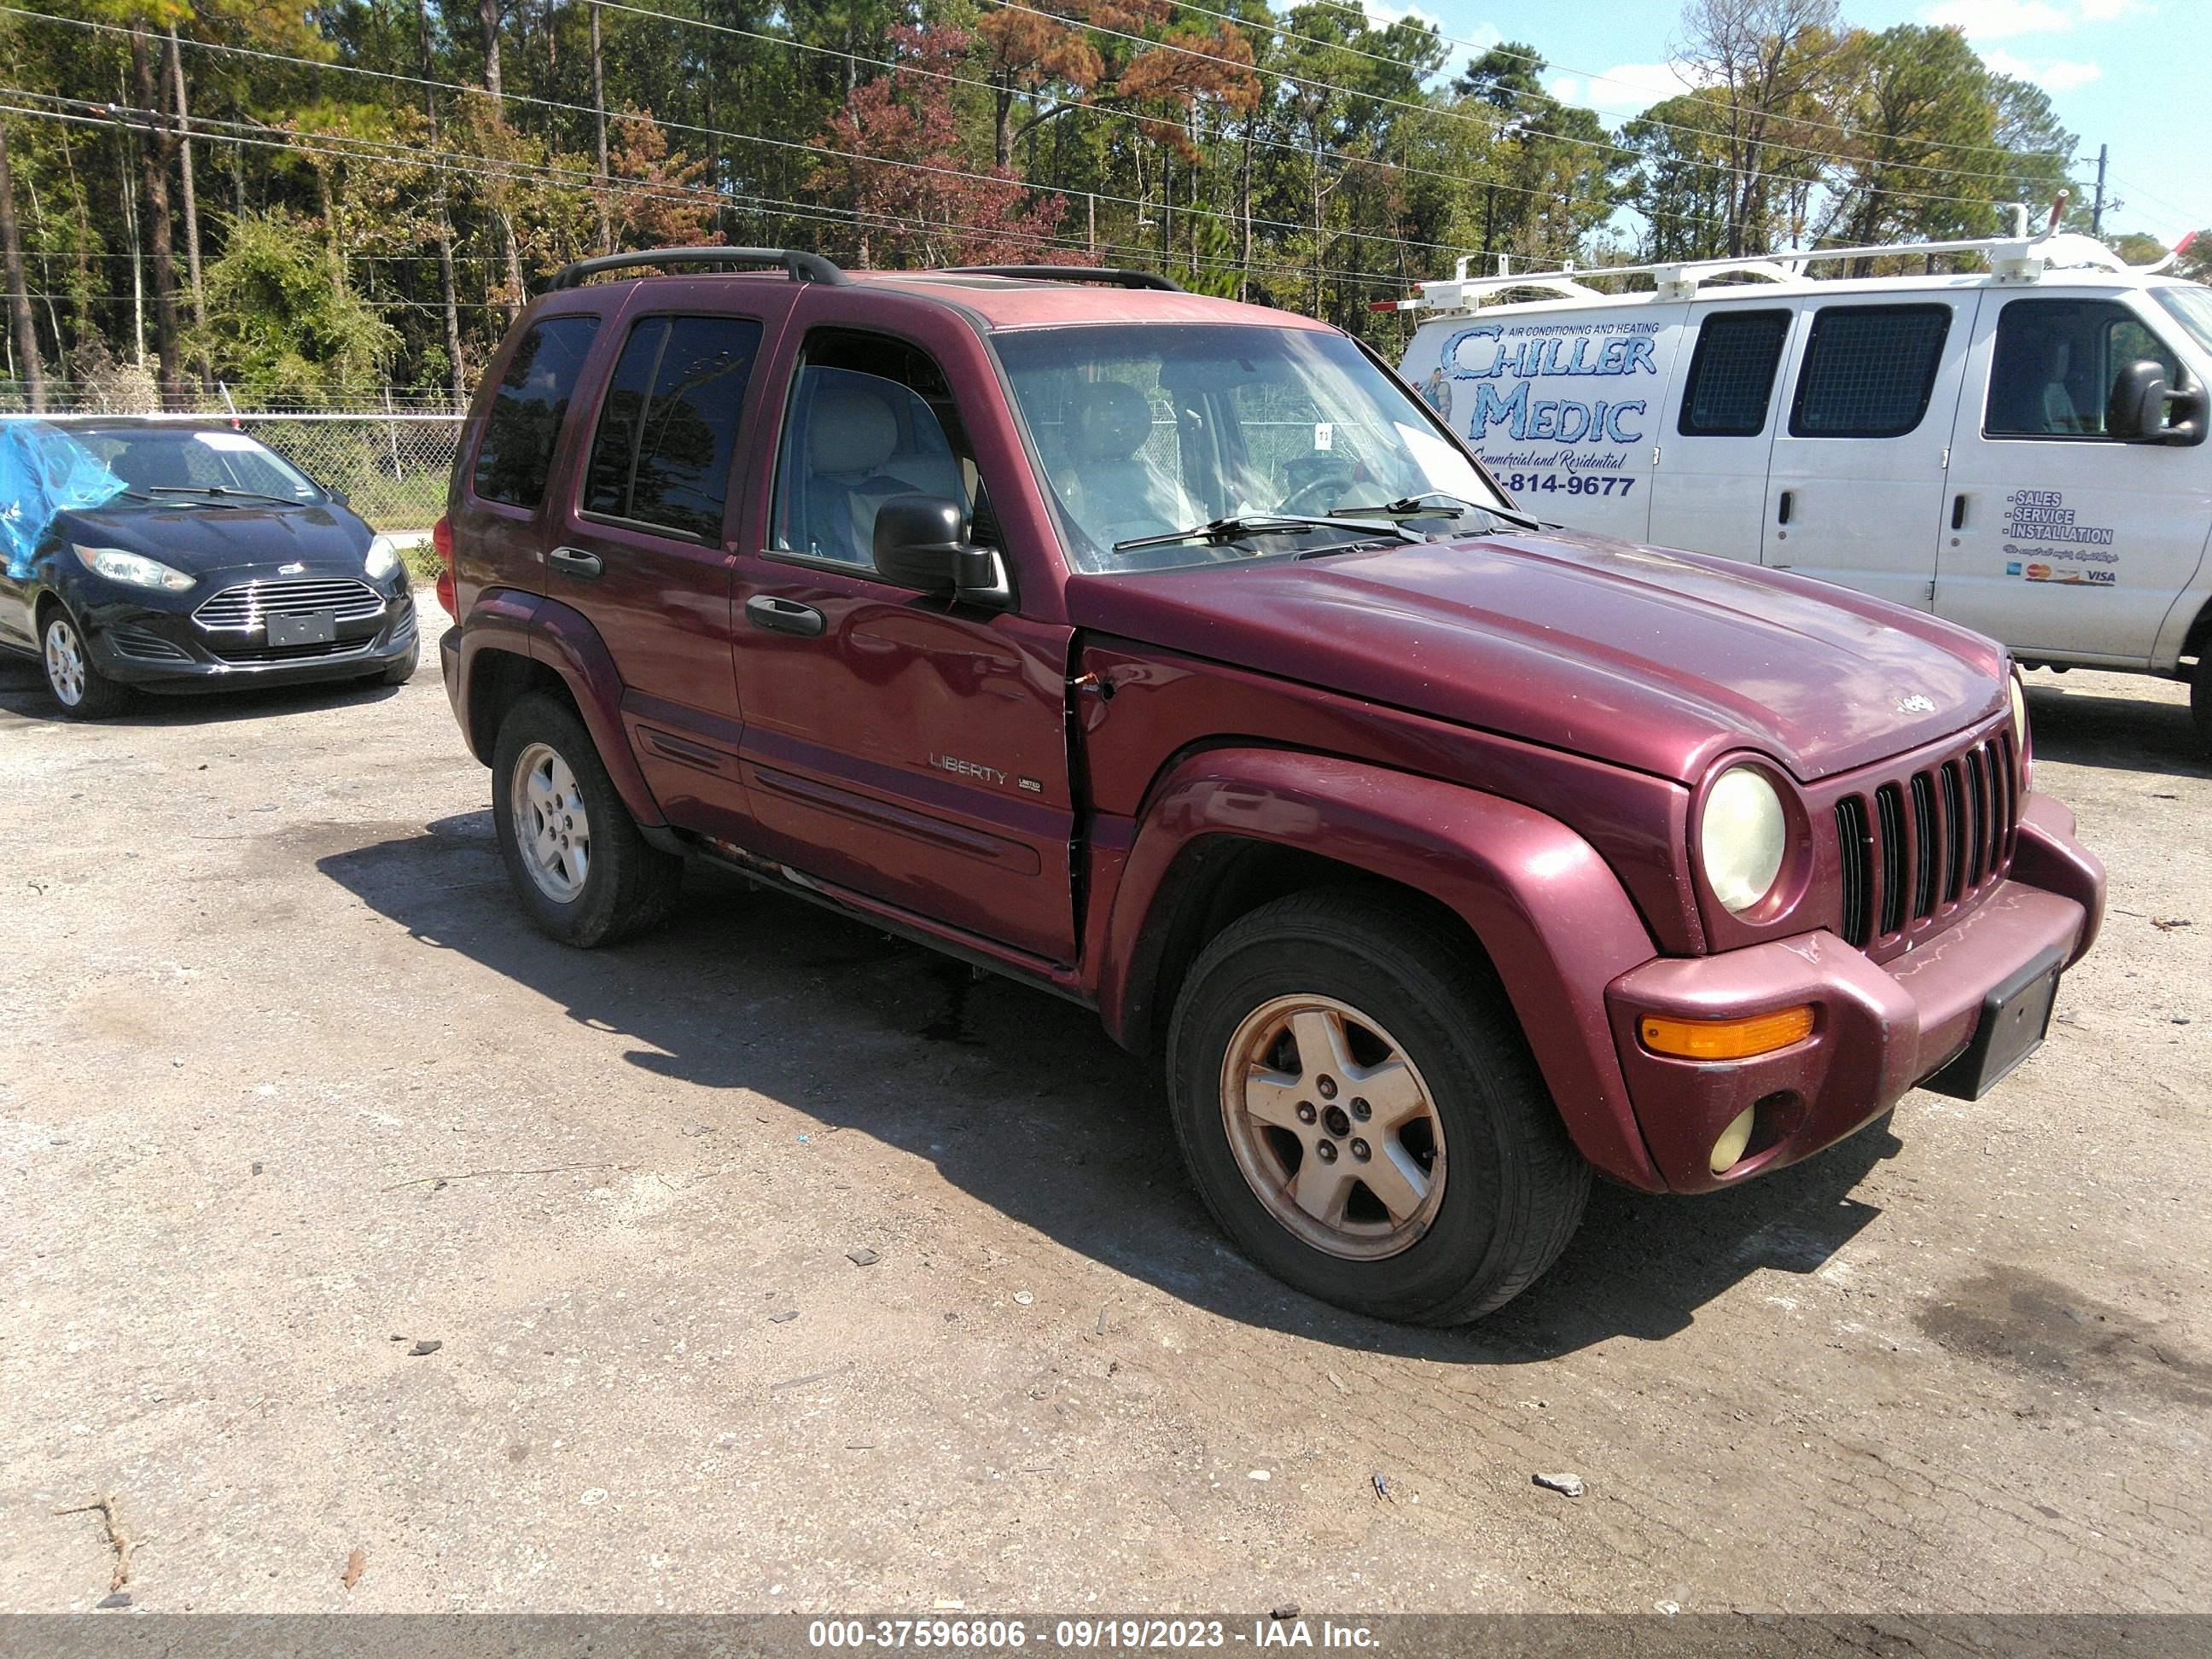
[584,315,763,539]
[1678,310,1789,437]
[1790,305,1952,439]
[473,316,600,508]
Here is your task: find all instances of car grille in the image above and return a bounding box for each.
[110,626,192,662]
[210,638,377,665]
[1834,731,2017,949]
[193,578,385,632]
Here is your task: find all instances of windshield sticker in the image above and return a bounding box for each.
[1313,422,1333,451]
[2001,490,2119,585]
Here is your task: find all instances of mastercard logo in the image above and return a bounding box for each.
[2026,563,2053,580]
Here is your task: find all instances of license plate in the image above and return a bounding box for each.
[267,611,336,647]
[1925,950,2064,1100]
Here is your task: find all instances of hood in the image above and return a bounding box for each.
[56,501,372,581]
[1064,529,2010,785]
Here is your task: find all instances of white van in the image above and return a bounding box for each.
[1389,218,2212,745]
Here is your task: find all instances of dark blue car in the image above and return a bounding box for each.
[0,418,419,718]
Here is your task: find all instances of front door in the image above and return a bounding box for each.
[727,322,1078,964]
[1936,290,2212,663]
[1762,298,1972,610]
[1648,303,1792,562]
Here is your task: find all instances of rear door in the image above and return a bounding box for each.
[1936,290,2212,662]
[551,297,795,841]
[725,311,1079,964]
[453,311,602,603]
[1647,303,1793,562]
[1762,297,1971,609]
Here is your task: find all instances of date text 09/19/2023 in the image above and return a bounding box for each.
[806,1616,1380,1649]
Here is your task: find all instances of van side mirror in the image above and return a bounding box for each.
[2110,359,2204,445]
[872,494,1010,602]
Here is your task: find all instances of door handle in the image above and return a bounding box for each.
[548,546,603,579]
[1776,490,1794,526]
[745,594,825,637]
[1951,493,1969,530]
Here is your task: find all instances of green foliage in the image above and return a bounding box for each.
[192,210,400,405]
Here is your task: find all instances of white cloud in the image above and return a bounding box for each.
[1924,0,2071,36]
[1982,45,2106,88]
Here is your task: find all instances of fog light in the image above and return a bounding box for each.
[1709,1106,1757,1174]
[1639,1004,1813,1060]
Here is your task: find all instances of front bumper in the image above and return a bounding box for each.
[84,588,417,690]
[1604,790,2104,1194]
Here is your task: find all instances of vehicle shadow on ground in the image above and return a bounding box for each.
[0,655,406,726]
[319,812,1899,1364]
[2023,680,2209,779]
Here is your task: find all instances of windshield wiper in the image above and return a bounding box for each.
[146,484,300,506]
[1328,491,1547,533]
[1115,513,1423,553]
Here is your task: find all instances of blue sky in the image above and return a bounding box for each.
[1382,0,2209,247]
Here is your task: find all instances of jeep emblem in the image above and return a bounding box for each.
[1897,693,1936,714]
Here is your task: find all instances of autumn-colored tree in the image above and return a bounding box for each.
[602,113,722,250]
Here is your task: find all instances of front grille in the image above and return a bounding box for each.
[1834,731,2017,949]
[193,578,385,632]
[110,626,191,662]
[209,637,376,665]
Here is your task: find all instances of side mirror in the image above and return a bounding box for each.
[2110,359,2169,441]
[871,494,1008,602]
[327,487,350,508]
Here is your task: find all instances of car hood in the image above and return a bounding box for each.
[1063,528,2010,785]
[56,501,372,580]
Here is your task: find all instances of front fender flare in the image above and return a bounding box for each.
[1098,748,1667,1191]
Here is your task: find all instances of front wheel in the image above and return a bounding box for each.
[491,693,682,947]
[1166,889,1589,1324]
[40,608,129,719]
[2191,655,2212,755]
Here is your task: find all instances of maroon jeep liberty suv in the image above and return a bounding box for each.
[438,248,2105,1324]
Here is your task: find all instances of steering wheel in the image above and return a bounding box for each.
[1278,474,1349,516]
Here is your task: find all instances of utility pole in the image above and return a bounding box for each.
[2092,143,2108,236]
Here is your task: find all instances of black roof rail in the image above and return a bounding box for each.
[543,247,848,292]
[945,265,1185,293]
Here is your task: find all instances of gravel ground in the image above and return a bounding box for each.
[1,619,2207,1616]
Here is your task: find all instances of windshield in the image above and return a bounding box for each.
[73,427,324,503]
[2154,286,2212,361]
[991,323,1506,573]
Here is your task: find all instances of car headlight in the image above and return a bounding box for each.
[2009,672,2029,752]
[364,534,400,580]
[72,544,195,592]
[1701,765,1789,914]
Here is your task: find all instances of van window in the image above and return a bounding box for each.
[769,329,982,570]
[1987,298,2184,439]
[1789,305,1951,439]
[1678,310,1790,437]
[583,314,763,538]
[473,316,600,508]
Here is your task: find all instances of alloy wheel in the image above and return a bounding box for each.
[44,617,87,707]
[511,741,592,903]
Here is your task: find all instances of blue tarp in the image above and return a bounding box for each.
[0,421,128,579]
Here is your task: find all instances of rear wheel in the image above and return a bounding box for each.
[1166,888,1589,1324]
[2191,655,2212,754]
[491,693,682,946]
[40,608,129,720]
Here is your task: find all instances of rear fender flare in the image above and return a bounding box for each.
[1100,748,1666,1190]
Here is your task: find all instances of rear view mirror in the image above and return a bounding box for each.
[871,494,1008,602]
[2110,359,2204,445]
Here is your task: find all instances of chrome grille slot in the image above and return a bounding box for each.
[193,578,384,632]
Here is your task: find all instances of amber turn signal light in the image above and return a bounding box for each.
[1639,1005,1814,1061]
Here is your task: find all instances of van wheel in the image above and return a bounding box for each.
[2192,655,2212,754]
[491,693,682,947]
[1165,889,1589,1325]
[40,607,129,720]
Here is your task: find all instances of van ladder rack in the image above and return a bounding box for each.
[544,247,849,291]
[946,265,1186,292]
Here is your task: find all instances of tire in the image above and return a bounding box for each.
[1165,888,1590,1324]
[490,692,682,947]
[39,605,129,720]
[377,635,421,686]
[2192,655,2212,755]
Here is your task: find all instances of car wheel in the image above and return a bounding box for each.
[1166,888,1590,1324]
[491,693,683,947]
[378,636,421,686]
[2192,655,2212,754]
[40,607,129,720]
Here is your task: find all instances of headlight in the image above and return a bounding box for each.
[1701,765,1789,915]
[72,544,195,592]
[2009,672,2029,753]
[364,534,400,579]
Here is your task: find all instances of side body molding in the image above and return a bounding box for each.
[1095,748,1667,1190]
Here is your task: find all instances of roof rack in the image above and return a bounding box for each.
[1372,195,2182,316]
[544,247,848,292]
[944,265,1185,292]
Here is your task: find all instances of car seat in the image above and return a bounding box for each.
[801,381,928,564]
[1061,381,1199,553]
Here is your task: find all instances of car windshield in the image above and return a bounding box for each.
[73,427,323,503]
[991,323,1508,573]
[2154,286,2212,360]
